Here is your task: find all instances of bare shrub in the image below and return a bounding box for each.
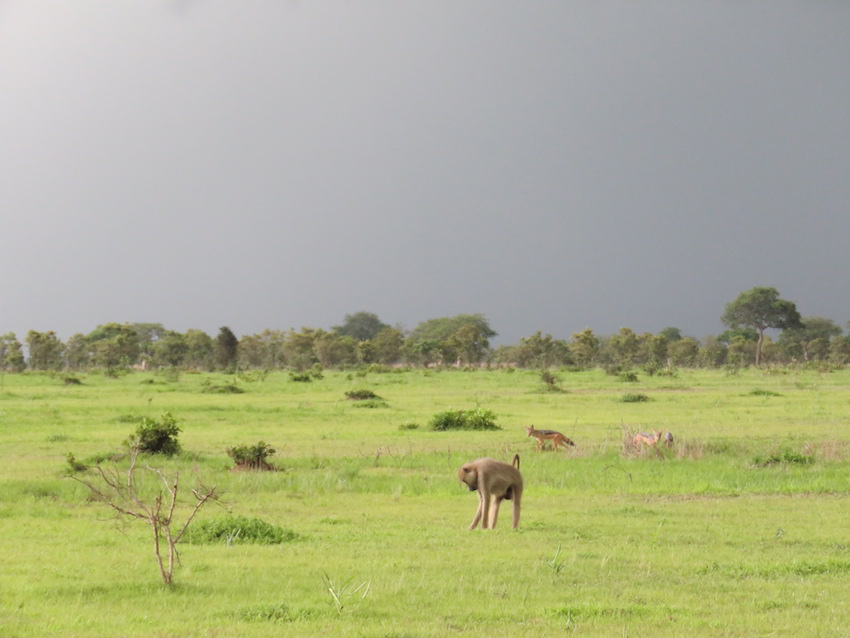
[72,450,220,586]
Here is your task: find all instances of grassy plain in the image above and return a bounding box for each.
[1,367,849,637]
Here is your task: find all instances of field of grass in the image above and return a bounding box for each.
[1,367,849,637]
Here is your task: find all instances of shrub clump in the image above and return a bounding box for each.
[749,388,782,397]
[184,516,298,545]
[125,412,181,455]
[345,389,381,401]
[620,393,650,403]
[201,379,244,394]
[753,451,815,468]
[227,441,276,470]
[290,365,324,383]
[429,407,500,431]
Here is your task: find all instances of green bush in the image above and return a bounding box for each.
[345,389,381,400]
[620,393,650,403]
[184,516,298,545]
[227,441,276,470]
[754,451,815,467]
[201,379,244,394]
[429,407,500,431]
[125,412,181,455]
[290,365,324,383]
[351,399,388,409]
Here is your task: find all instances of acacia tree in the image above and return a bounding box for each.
[721,287,802,366]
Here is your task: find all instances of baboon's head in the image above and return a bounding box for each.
[458,464,478,491]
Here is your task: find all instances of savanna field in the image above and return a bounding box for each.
[1,367,849,637]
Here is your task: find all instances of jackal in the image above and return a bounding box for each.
[524,425,576,451]
[633,429,663,448]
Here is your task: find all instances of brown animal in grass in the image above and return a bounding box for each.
[457,455,523,530]
[633,429,663,449]
[524,425,576,451]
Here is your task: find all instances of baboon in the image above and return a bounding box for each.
[633,429,663,449]
[525,425,576,451]
[663,431,674,447]
[457,455,523,530]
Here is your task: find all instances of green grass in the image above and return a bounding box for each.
[1,367,850,636]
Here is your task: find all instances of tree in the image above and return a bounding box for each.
[668,337,700,367]
[214,326,239,371]
[283,328,320,370]
[183,329,214,370]
[150,330,188,368]
[406,314,496,365]
[721,287,802,366]
[606,327,640,367]
[513,331,571,368]
[778,317,841,362]
[569,329,599,369]
[26,330,65,370]
[0,333,25,372]
[366,327,404,365]
[332,312,389,342]
[88,323,141,369]
[64,333,91,370]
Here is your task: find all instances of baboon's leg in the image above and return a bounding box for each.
[481,492,492,529]
[511,491,522,529]
[469,491,485,530]
[488,496,502,529]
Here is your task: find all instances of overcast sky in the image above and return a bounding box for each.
[2,1,849,346]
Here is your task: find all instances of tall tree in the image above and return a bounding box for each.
[26,330,65,370]
[0,333,25,372]
[332,312,389,342]
[183,329,214,370]
[64,333,91,370]
[721,287,802,366]
[569,329,600,369]
[214,326,239,371]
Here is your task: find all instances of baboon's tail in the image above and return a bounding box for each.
[512,453,520,470]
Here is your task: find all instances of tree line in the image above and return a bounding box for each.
[3,288,849,373]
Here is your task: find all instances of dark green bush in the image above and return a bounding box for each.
[201,379,244,394]
[429,407,500,431]
[125,412,181,455]
[754,451,814,467]
[184,516,298,545]
[749,388,782,397]
[620,393,650,403]
[227,441,276,470]
[345,389,381,400]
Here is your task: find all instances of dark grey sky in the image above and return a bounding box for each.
[2,1,849,345]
